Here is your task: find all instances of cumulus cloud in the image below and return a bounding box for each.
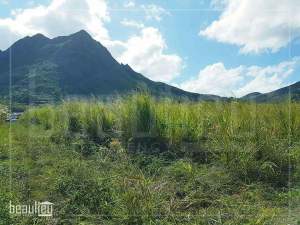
[180,58,299,97]
[117,27,183,82]
[180,62,244,97]
[0,0,182,83]
[200,0,300,53]
[0,0,110,50]
[235,59,299,96]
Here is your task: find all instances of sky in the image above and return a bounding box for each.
[0,0,299,97]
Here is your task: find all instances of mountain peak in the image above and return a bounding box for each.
[31,33,49,40]
[7,32,49,52]
[71,30,92,39]
[0,32,225,104]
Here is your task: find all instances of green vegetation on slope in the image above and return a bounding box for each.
[0,31,221,104]
[0,94,299,224]
[242,81,300,102]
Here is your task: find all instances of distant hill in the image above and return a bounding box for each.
[0,30,222,104]
[241,92,262,101]
[241,82,300,102]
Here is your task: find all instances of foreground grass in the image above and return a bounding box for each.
[0,94,300,224]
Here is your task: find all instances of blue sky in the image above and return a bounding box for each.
[0,0,299,97]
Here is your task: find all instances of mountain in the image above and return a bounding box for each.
[241,82,300,102]
[241,92,262,101]
[0,30,222,104]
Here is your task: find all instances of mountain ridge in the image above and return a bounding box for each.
[0,30,299,104]
[242,81,300,102]
[0,30,223,104]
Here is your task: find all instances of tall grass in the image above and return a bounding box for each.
[20,94,300,186]
[2,95,300,224]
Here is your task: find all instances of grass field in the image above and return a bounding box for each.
[0,94,299,224]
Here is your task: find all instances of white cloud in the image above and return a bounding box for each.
[200,0,300,54]
[180,62,244,97]
[0,0,182,83]
[120,19,144,29]
[180,58,299,97]
[117,27,183,82]
[0,0,110,50]
[141,4,170,21]
[236,59,299,96]
[123,0,135,8]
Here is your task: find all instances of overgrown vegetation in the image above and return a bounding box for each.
[0,94,299,224]
[0,104,7,124]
